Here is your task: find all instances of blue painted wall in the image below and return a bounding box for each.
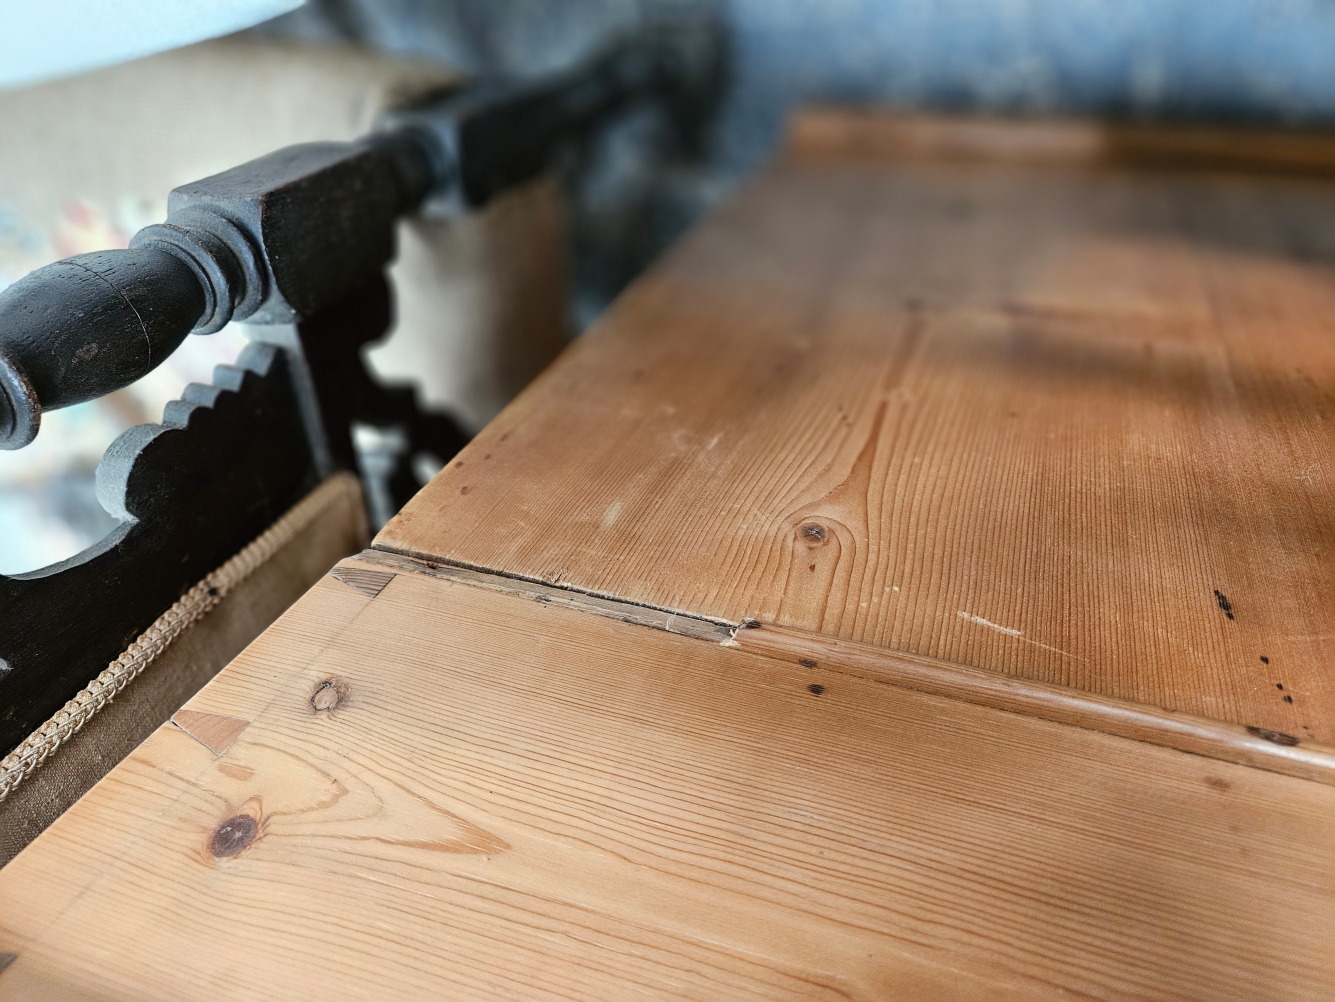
[715,0,1335,171]
[271,0,1335,178]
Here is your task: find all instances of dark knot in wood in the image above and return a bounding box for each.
[798,523,828,545]
[210,815,259,858]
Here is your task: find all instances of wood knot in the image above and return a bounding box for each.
[798,523,828,545]
[210,815,258,858]
[310,678,350,712]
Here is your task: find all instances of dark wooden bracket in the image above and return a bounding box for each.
[0,343,316,755]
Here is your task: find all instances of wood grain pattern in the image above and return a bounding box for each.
[380,115,1335,744]
[329,565,396,598]
[0,469,367,864]
[2,562,1333,1000]
[731,621,1335,785]
[362,553,1335,784]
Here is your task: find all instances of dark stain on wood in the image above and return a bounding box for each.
[1246,725,1299,746]
[798,523,828,545]
[807,683,825,695]
[1213,589,1235,621]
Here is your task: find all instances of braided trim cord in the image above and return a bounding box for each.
[0,472,360,803]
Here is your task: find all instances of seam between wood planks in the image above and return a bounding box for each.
[355,547,1335,786]
[728,623,1335,787]
[356,547,735,643]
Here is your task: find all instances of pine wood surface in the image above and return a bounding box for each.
[730,620,1335,785]
[380,114,1335,745]
[360,548,1335,785]
[2,560,1332,1001]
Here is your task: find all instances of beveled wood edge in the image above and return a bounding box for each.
[786,105,1335,176]
[350,548,735,643]
[730,623,1335,787]
[349,547,1335,786]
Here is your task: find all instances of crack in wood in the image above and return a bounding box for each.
[354,549,734,644]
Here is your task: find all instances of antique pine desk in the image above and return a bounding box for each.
[2,110,1335,1000]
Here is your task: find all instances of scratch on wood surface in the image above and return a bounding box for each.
[1017,637,1085,661]
[958,610,1023,636]
[958,610,1084,661]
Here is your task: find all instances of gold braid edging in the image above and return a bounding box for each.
[0,472,360,803]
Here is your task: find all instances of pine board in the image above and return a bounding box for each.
[0,562,1332,1000]
[380,116,1335,744]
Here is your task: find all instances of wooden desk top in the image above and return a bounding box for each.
[382,111,1335,749]
[2,561,1332,1000]
[3,111,1335,999]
